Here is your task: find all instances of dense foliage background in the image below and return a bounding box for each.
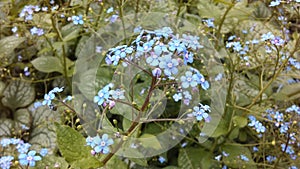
[0,0,300,169]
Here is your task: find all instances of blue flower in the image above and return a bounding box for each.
[180,71,198,88]
[269,0,281,7]
[42,92,55,106]
[0,138,11,147]
[203,18,215,28]
[92,134,114,154]
[152,68,162,77]
[158,156,166,163]
[72,15,84,25]
[181,34,203,50]
[30,27,44,36]
[158,54,179,76]
[16,142,31,153]
[109,89,125,100]
[192,105,210,121]
[11,26,18,33]
[51,87,64,93]
[18,150,42,167]
[39,148,48,157]
[286,105,300,114]
[106,7,114,13]
[168,39,186,53]
[146,52,160,66]
[0,156,14,169]
[266,155,276,163]
[153,42,169,55]
[94,86,111,106]
[240,155,249,161]
[154,27,173,38]
[172,93,182,102]
[261,32,275,41]
[182,50,194,65]
[109,14,118,23]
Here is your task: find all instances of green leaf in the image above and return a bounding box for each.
[71,157,103,169]
[14,108,31,129]
[178,147,214,169]
[222,144,257,169]
[139,133,162,150]
[0,119,13,137]
[273,82,300,101]
[31,56,64,73]
[35,155,69,169]
[233,116,248,128]
[29,105,60,152]
[2,80,35,110]
[0,36,25,67]
[101,156,127,169]
[56,124,92,162]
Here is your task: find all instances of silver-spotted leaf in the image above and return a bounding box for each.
[2,80,35,110]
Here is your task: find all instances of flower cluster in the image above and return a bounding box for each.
[0,138,48,168]
[42,87,64,107]
[105,27,209,105]
[70,15,84,25]
[86,134,114,154]
[30,27,44,36]
[248,115,266,133]
[94,83,125,108]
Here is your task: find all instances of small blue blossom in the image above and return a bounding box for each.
[286,105,300,114]
[240,155,249,161]
[109,89,125,100]
[106,7,114,13]
[203,18,215,28]
[0,138,11,147]
[94,85,111,106]
[39,148,48,157]
[96,46,102,53]
[63,95,73,102]
[0,156,14,169]
[180,71,198,88]
[146,52,160,66]
[72,15,84,25]
[16,142,31,153]
[42,92,55,106]
[269,0,281,7]
[168,39,186,53]
[30,27,44,36]
[158,54,179,76]
[154,27,173,38]
[181,34,203,50]
[158,156,166,163]
[18,150,42,167]
[281,144,295,155]
[152,68,162,77]
[153,42,169,55]
[266,155,276,163]
[33,101,43,109]
[172,93,182,102]
[51,87,64,93]
[91,134,114,154]
[11,26,18,33]
[192,104,210,122]
[215,73,223,81]
[109,14,118,23]
[261,32,275,41]
[182,50,194,65]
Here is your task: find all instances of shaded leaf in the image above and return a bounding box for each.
[222,144,257,169]
[233,116,248,128]
[56,124,91,162]
[2,80,35,110]
[31,56,63,73]
[29,105,60,152]
[0,36,25,67]
[36,156,69,169]
[71,157,103,169]
[0,119,13,137]
[178,147,214,169]
[14,108,31,129]
[139,133,162,150]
